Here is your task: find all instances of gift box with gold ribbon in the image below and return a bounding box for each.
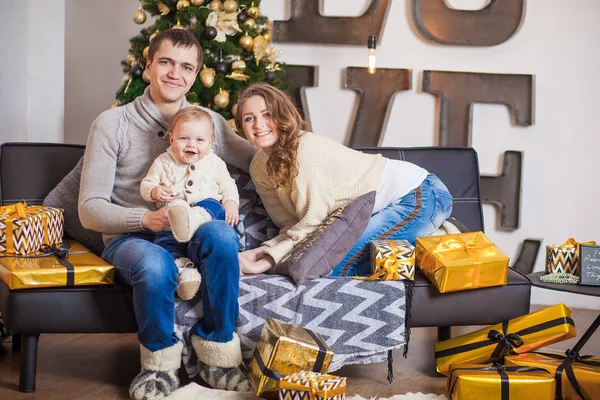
[447,362,555,400]
[357,240,415,281]
[546,238,596,276]
[0,202,63,255]
[0,240,114,289]
[415,232,509,293]
[434,303,577,375]
[279,371,346,400]
[248,317,334,398]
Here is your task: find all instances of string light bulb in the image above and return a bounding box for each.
[367,34,377,74]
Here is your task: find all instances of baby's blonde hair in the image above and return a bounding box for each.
[169,107,214,138]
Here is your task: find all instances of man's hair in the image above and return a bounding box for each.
[169,107,214,138]
[148,29,203,72]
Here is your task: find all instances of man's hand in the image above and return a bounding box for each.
[141,207,171,232]
[223,199,239,226]
[151,186,175,202]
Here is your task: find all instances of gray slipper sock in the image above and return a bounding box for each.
[198,362,251,392]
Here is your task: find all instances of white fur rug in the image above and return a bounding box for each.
[166,383,448,400]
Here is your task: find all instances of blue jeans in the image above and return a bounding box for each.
[155,198,226,258]
[102,219,240,352]
[329,173,453,277]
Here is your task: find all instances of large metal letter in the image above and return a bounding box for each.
[282,65,319,128]
[274,0,391,45]
[422,71,534,147]
[411,0,525,46]
[344,67,411,148]
[480,151,522,231]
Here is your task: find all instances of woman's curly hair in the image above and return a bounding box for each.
[235,83,309,188]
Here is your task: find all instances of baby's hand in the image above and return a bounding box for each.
[223,199,239,226]
[152,186,174,202]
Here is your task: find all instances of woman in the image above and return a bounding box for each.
[236,83,453,277]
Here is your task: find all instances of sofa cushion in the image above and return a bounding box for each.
[268,191,376,285]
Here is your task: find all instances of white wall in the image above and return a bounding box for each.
[0,0,64,143]
[5,1,599,309]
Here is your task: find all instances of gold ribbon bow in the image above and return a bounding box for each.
[280,374,345,400]
[355,258,414,281]
[1,201,51,254]
[550,238,596,250]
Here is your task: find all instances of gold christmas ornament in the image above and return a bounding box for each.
[125,53,136,66]
[232,59,246,73]
[214,91,230,108]
[177,0,190,10]
[239,34,254,50]
[143,46,150,60]
[149,31,158,42]
[227,118,237,132]
[231,104,238,116]
[122,73,132,85]
[142,69,151,83]
[133,8,147,25]
[247,4,259,18]
[191,0,205,5]
[223,0,238,13]
[200,65,216,88]
[208,0,223,11]
[264,46,273,57]
[263,31,272,42]
[156,0,171,15]
[243,18,256,30]
[173,18,185,29]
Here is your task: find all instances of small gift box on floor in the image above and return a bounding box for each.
[0,240,114,289]
[279,371,346,400]
[248,317,334,398]
[546,238,596,275]
[434,303,577,375]
[415,231,509,293]
[0,202,63,255]
[361,239,415,280]
[447,362,555,400]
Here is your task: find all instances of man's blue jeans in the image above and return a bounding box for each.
[329,173,453,277]
[155,198,226,258]
[102,220,240,352]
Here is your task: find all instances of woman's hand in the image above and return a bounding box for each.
[239,246,275,275]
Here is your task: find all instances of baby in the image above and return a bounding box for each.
[141,107,240,300]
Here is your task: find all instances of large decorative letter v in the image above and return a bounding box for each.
[422,71,534,147]
[274,0,391,45]
[411,0,525,46]
[344,67,411,148]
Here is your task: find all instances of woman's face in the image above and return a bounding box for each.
[240,95,279,154]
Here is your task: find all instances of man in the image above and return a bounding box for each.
[79,29,256,399]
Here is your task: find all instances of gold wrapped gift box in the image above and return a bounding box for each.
[415,232,509,293]
[0,202,63,255]
[435,303,577,375]
[0,240,114,289]
[360,240,415,281]
[447,363,555,400]
[546,238,596,275]
[248,317,334,398]
[279,371,346,400]
[505,352,600,400]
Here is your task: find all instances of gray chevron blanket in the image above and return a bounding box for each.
[174,275,411,378]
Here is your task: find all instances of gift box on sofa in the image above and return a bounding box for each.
[0,202,63,255]
[279,371,346,400]
[434,303,577,375]
[248,317,334,398]
[366,239,415,280]
[546,238,596,276]
[447,362,555,400]
[415,231,509,293]
[0,240,114,289]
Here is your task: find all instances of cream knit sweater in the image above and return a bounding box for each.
[250,132,387,263]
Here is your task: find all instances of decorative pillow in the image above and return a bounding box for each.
[227,165,279,251]
[43,158,106,256]
[268,191,376,286]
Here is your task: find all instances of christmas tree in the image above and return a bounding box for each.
[116,0,286,122]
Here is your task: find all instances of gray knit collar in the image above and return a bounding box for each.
[131,86,191,140]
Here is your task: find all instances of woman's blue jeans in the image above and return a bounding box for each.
[329,173,453,277]
[102,220,240,352]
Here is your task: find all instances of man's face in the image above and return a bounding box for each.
[146,40,199,105]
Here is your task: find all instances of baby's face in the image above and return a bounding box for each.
[169,118,214,164]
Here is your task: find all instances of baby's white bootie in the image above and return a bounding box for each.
[168,199,212,242]
[174,257,201,300]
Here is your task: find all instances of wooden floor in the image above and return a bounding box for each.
[0,305,598,400]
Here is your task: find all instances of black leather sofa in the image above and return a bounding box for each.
[0,142,532,392]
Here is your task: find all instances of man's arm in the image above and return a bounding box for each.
[210,109,257,172]
[78,112,148,234]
